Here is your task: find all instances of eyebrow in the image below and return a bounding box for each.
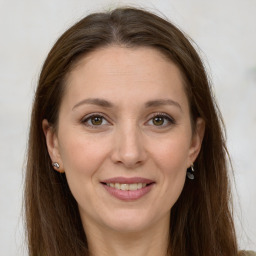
[72,98,114,110]
[72,98,182,111]
[145,99,182,111]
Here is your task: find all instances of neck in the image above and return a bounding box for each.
[83,215,170,256]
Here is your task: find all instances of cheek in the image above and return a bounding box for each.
[152,133,191,172]
[159,142,188,190]
[150,133,190,205]
[58,133,109,206]
[58,132,107,173]
[57,132,111,204]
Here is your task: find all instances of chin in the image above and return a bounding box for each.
[99,208,165,234]
[105,219,151,234]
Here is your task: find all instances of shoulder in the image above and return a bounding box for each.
[239,251,256,256]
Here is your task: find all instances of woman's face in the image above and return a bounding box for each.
[44,46,204,234]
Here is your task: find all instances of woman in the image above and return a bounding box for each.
[24,7,255,256]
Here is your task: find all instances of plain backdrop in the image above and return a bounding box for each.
[0,0,255,255]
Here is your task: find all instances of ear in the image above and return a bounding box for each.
[187,117,205,167]
[42,119,64,173]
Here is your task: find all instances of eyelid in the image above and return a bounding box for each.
[80,112,175,128]
[146,112,176,126]
[81,112,111,127]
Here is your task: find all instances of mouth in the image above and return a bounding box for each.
[100,177,155,201]
[104,182,148,191]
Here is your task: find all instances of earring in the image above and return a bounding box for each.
[52,162,65,173]
[52,162,60,169]
[186,164,195,180]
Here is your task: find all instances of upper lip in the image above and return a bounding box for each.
[101,177,155,184]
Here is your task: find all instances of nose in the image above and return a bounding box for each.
[110,123,147,168]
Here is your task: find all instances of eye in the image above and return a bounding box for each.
[147,113,175,127]
[152,116,165,126]
[82,114,109,127]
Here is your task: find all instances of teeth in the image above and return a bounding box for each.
[120,184,128,190]
[129,183,138,190]
[106,183,147,191]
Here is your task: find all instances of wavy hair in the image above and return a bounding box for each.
[24,7,238,256]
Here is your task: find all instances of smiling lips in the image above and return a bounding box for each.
[101,177,155,201]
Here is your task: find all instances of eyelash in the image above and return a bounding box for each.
[81,112,175,128]
[147,112,176,127]
[81,113,110,128]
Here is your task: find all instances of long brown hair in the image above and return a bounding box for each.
[24,7,238,256]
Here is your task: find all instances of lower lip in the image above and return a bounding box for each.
[102,183,154,201]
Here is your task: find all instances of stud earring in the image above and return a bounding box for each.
[186,164,195,180]
[52,162,60,169]
[52,162,65,173]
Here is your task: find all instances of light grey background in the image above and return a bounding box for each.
[0,0,255,255]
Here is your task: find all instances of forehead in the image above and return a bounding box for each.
[63,46,189,109]
[69,46,182,81]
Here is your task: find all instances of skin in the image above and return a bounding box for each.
[43,46,205,256]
